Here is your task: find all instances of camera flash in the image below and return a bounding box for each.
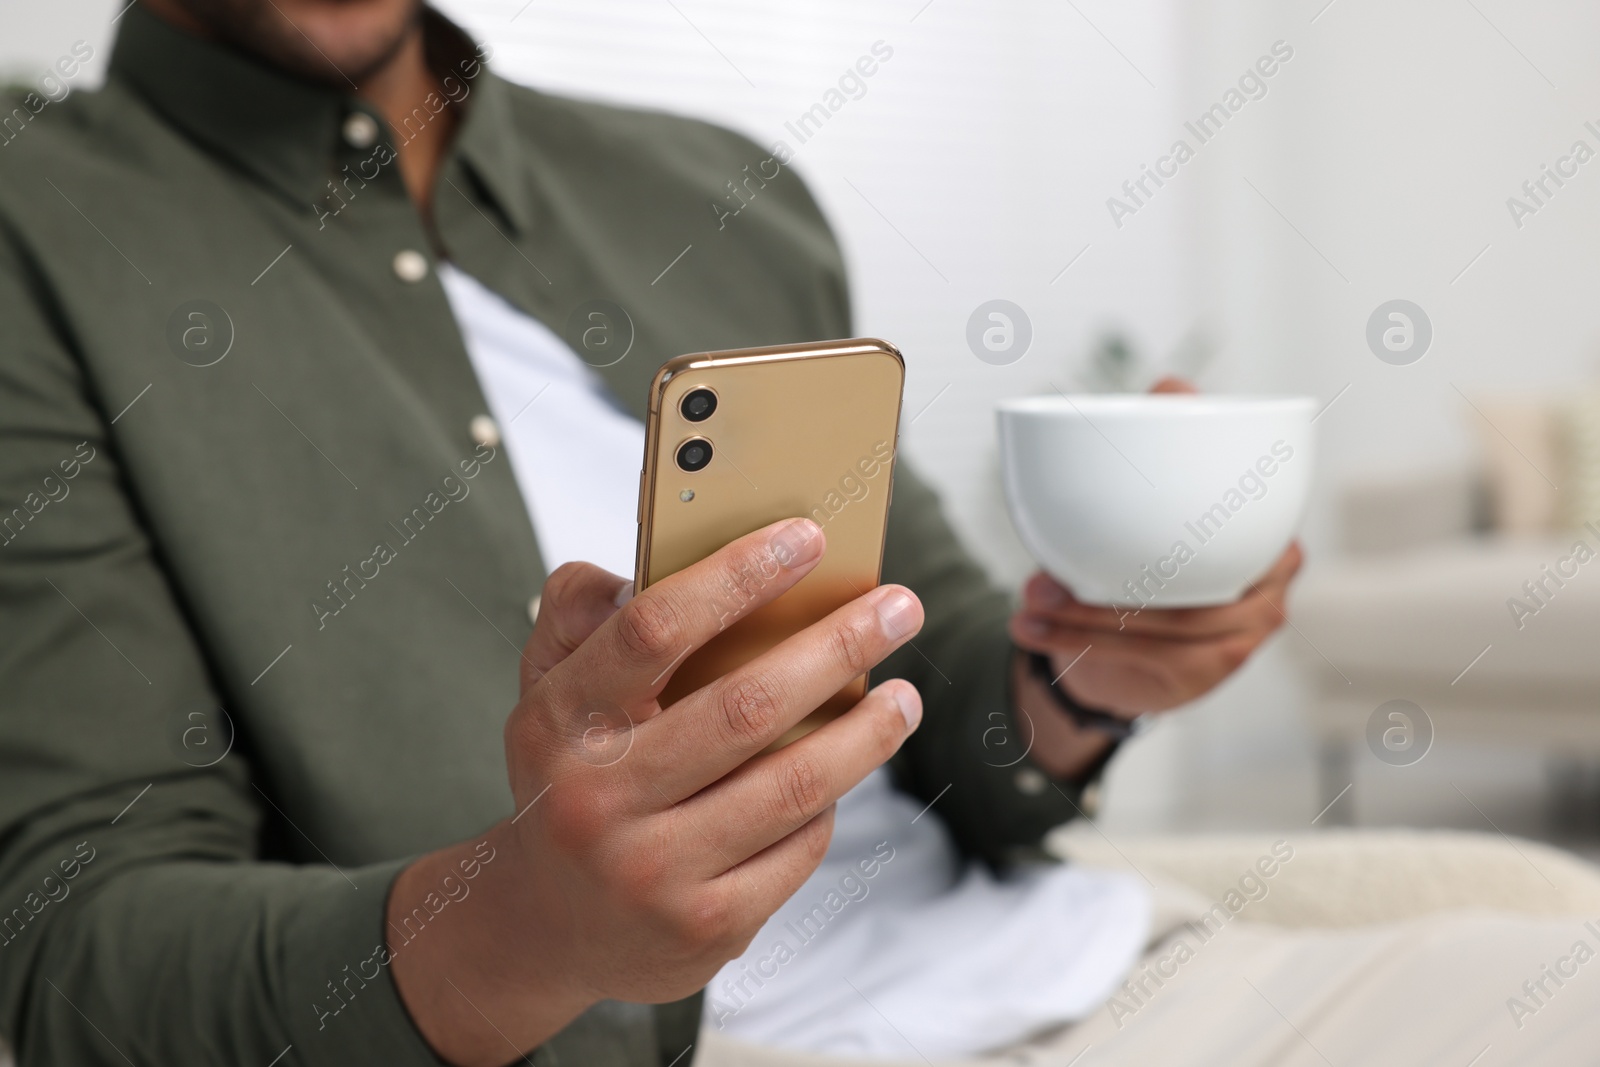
[679,489,695,502]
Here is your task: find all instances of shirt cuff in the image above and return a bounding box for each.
[281,857,447,1066]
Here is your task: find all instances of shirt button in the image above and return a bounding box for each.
[469,414,501,449]
[527,595,542,625]
[342,112,380,149]
[392,249,429,283]
[1014,767,1048,796]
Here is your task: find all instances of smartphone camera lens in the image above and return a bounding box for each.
[680,388,718,423]
[676,437,713,473]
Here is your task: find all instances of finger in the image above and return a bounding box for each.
[521,562,632,689]
[557,517,826,712]
[713,805,837,940]
[1250,541,1305,601]
[1017,593,1277,642]
[1010,620,1273,686]
[634,586,924,801]
[1020,544,1304,639]
[1019,573,1271,639]
[1149,376,1198,394]
[1011,604,1286,655]
[1225,542,1304,629]
[678,679,921,874]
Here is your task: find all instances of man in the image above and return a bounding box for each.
[5,1,1546,1065]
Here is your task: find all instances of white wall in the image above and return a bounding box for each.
[435,0,1196,582]
[0,3,115,86]
[1186,0,1600,537]
[1142,0,1600,830]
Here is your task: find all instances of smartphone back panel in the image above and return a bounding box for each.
[635,338,905,745]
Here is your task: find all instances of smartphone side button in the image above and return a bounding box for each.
[637,470,646,523]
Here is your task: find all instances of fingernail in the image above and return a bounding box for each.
[769,519,823,569]
[885,682,921,730]
[873,587,920,640]
[1019,616,1049,637]
[613,581,634,607]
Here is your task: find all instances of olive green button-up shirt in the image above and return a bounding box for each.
[0,8,1084,1066]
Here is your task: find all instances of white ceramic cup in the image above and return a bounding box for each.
[997,394,1316,608]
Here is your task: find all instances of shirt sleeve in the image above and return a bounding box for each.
[877,460,1088,867]
[0,227,443,1067]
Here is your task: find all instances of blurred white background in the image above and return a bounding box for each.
[11,0,1600,841]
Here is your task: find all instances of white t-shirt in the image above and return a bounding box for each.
[440,264,1150,1060]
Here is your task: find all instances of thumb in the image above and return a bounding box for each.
[521,562,632,693]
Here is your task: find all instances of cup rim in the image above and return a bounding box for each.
[997,394,1317,416]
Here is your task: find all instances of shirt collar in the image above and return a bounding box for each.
[108,4,532,232]
[450,61,533,234]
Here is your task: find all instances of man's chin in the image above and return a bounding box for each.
[274,0,420,81]
[162,0,422,86]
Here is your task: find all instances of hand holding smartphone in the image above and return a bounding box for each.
[635,338,906,747]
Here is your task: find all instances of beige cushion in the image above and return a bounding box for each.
[1048,824,1600,927]
[1336,466,1478,554]
[1470,395,1564,535]
[1291,537,1600,698]
[1560,389,1600,530]
[693,831,1600,1067]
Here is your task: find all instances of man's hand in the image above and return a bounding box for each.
[1003,375,1304,779]
[1010,541,1303,716]
[387,518,925,1066]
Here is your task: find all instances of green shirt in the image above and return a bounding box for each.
[0,8,1084,1065]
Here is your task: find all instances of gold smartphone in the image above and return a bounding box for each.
[635,338,906,747]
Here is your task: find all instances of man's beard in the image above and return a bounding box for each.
[160,0,424,87]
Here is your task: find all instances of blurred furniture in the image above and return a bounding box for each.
[1049,825,1600,926]
[698,828,1600,1066]
[1293,390,1600,819]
